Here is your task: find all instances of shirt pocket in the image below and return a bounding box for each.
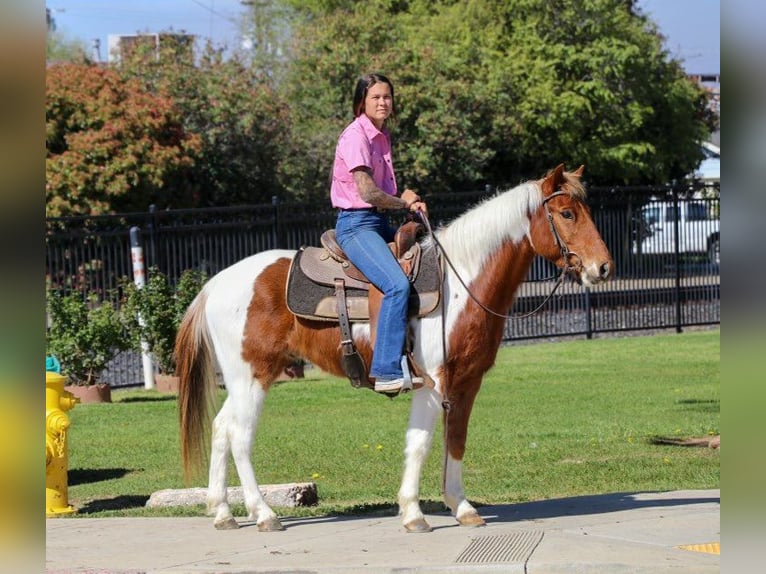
[370,151,388,184]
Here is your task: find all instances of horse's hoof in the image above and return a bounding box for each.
[257,516,285,532]
[457,512,486,527]
[214,517,240,530]
[404,518,433,533]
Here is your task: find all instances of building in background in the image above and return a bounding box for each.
[107,32,195,64]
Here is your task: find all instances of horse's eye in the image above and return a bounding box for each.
[561,210,574,220]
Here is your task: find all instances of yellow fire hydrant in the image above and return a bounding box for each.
[46,371,79,517]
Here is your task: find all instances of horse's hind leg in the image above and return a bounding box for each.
[220,380,284,531]
[207,378,282,531]
[207,398,239,530]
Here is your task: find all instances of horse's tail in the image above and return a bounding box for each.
[176,288,215,482]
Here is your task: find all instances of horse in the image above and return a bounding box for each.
[175,163,613,533]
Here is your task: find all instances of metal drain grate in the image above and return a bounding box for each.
[455,531,544,564]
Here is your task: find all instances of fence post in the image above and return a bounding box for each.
[148,204,158,270]
[584,287,593,339]
[671,187,683,333]
[272,195,282,249]
[130,227,156,390]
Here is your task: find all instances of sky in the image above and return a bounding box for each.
[47,0,720,75]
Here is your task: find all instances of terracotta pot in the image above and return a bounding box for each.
[155,374,180,393]
[64,383,112,404]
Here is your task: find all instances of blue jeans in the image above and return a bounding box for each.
[335,210,410,379]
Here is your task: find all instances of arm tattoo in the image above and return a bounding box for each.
[353,169,408,210]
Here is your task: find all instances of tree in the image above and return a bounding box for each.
[46,63,202,215]
[116,36,290,206]
[238,0,294,81]
[46,8,89,63]
[280,0,716,193]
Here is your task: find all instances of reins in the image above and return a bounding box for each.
[419,190,579,321]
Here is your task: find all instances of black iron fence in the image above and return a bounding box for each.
[46,182,719,386]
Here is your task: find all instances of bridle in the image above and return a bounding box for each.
[420,188,583,321]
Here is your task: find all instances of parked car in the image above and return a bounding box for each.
[633,200,720,265]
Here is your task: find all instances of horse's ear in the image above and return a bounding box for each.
[542,164,566,196]
[573,164,585,177]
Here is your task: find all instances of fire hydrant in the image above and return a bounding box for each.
[46,371,79,517]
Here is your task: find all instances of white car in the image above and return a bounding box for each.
[633,199,720,265]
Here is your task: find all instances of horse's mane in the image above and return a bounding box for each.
[433,169,586,276]
[434,181,540,277]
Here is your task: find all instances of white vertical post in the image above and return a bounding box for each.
[130,227,155,390]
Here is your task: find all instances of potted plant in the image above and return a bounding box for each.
[123,267,206,391]
[46,289,130,402]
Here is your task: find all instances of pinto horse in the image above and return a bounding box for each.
[176,164,613,533]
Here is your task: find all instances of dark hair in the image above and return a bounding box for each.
[352,73,395,117]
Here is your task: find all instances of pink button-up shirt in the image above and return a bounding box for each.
[330,114,398,209]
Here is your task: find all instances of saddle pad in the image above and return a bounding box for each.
[286,244,442,322]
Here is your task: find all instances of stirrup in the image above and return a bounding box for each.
[400,355,414,392]
[373,357,422,396]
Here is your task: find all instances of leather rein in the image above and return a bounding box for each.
[421,189,582,321]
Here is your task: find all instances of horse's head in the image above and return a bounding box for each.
[530,164,613,287]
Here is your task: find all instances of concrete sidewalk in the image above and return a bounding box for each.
[46,489,719,573]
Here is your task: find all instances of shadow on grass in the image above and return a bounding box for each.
[676,398,719,413]
[76,495,150,514]
[117,395,177,403]
[69,467,131,485]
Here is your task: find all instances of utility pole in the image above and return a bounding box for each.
[91,38,101,63]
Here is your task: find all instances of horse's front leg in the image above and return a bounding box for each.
[443,382,486,527]
[398,388,442,533]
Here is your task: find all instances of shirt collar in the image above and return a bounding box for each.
[356,113,388,140]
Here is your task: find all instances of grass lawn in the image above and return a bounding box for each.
[65,329,719,518]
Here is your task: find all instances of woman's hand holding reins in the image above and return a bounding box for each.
[401,189,428,218]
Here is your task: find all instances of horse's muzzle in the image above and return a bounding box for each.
[578,259,613,287]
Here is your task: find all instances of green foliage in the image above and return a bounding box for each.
[66,331,718,517]
[44,0,717,212]
[46,290,130,386]
[46,7,89,63]
[122,268,206,374]
[282,0,717,192]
